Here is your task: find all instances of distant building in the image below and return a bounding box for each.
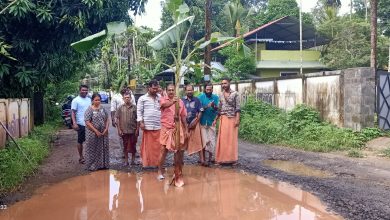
[154,61,227,84]
[212,16,330,78]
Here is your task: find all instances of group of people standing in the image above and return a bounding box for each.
[70,77,241,187]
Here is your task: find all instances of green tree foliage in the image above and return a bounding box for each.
[312,0,341,24]
[218,46,256,80]
[249,0,313,29]
[378,0,390,36]
[222,0,254,37]
[318,17,389,69]
[353,0,369,20]
[0,0,145,98]
[259,0,299,24]
[98,25,156,90]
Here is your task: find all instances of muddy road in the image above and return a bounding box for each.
[1,104,390,219]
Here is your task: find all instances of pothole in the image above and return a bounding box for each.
[263,160,333,178]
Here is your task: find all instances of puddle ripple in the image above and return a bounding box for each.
[0,166,340,220]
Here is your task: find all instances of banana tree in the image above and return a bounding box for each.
[147,3,232,94]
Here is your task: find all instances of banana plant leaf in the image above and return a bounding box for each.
[71,22,127,52]
[198,36,235,49]
[147,16,194,51]
[70,30,107,52]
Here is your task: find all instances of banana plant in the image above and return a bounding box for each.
[147,2,233,94]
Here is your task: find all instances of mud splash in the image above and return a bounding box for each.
[263,160,333,178]
[0,166,340,220]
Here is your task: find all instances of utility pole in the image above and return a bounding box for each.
[299,0,303,75]
[388,45,390,72]
[370,0,377,69]
[204,0,212,82]
[365,0,368,22]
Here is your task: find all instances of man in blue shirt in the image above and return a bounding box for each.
[198,82,219,165]
[182,84,204,164]
[71,85,91,164]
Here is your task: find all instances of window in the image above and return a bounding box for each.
[280,72,298,77]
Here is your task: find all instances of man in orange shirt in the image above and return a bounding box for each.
[158,84,187,187]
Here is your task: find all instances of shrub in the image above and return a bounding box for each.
[286,104,321,131]
[239,98,382,152]
[0,123,57,194]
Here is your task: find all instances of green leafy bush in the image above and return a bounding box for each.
[239,98,382,152]
[0,123,57,194]
[380,148,390,158]
[286,105,321,131]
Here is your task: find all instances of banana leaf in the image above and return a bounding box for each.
[71,22,127,52]
[70,30,107,52]
[147,16,194,51]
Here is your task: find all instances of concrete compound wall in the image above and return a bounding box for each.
[0,98,33,149]
[195,68,375,131]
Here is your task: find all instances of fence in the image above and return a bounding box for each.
[194,68,376,131]
[0,99,33,149]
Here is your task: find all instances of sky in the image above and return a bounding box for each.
[134,0,352,31]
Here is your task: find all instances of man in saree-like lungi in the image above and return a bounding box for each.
[137,80,161,168]
[215,77,240,165]
[182,84,204,165]
[158,84,187,187]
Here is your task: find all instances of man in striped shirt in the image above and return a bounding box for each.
[137,80,161,167]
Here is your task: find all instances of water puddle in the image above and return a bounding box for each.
[0,166,340,220]
[263,160,333,178]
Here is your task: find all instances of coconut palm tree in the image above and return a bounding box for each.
[224,0,254,37]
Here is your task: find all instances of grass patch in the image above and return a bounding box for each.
[347,149,364,158]
[239,99,383,152]
[0,122,59,194]
[380,148,390,158]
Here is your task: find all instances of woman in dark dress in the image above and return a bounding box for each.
[84,93,110,171]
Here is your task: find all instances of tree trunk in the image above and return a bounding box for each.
[103,59,110,89]
[33,92,44,125]
[203,0,212,79]
[370,0,377,68]
[127,38,132,80]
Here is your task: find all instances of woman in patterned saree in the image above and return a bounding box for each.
[85,93,110,171]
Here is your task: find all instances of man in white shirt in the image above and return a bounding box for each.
[71,85,91,164]
[111,87,136,159]
[137,80,161,167]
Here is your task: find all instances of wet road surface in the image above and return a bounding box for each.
[0,166,340,220]
[3,104,390,219]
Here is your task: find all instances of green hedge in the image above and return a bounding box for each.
[239,99,383,152]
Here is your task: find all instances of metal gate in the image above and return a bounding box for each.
[378,71,390,130]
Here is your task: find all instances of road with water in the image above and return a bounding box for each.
[1,104,390,219]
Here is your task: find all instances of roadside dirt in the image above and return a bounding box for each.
[2,110,390,219]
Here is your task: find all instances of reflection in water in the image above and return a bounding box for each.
[0,166,341,220]
[263,160,333,178]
